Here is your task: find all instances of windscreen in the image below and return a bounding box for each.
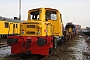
[30,10,40,20]
[46,10,57,20]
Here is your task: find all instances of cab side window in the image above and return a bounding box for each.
[13,24,15,28]
[5,22,9,28]
[16,24,18,28]
[60,14,62,22]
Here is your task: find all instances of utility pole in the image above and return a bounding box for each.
[67,17,68,23]
[19,0,21,20]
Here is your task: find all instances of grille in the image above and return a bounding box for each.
[27,25,35,28]
[26,31,35,35]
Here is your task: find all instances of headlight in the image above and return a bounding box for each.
[21,31,24,35]
[37,31,40,35]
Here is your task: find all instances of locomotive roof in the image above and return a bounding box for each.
[28,8,58,11]
[65,23,76,28]
[0,16,23,23]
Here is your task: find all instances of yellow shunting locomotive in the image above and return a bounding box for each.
[7,8,76,56]
[0,16,21,38]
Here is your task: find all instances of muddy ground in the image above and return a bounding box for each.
[0,34,90,60]
[42,34,90,60]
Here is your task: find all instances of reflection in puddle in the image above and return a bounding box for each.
[70,36,90,60]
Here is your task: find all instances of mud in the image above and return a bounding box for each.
[42,35,90,60]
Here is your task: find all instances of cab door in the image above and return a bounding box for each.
[13,24,15,34]
[46,10,62,36]
[9,23,13,35]
[15,24,18,34]
[13,24,18,35]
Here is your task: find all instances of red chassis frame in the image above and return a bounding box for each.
[8,36,53,56]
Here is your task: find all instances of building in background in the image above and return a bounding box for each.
[75,24,81,30]
[74,24,81,33]
[86,27,90,30]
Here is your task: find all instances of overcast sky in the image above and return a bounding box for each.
[0,0,90,28]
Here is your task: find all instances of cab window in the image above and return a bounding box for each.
[46,10,57,20]
[13,24,15,28]
[60,14,62,22]
[5,22,9,28]
[30,10,40,20]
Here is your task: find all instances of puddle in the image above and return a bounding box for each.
[0,46,11,58]
[78,36,83,38]
[69,36,90,60]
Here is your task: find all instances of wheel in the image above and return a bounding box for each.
[53,37,62,48]
[57,40,62,46]
[49,48,54,54]
[53,37,57,49]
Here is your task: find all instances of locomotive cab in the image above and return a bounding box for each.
[65,22,76,34]
[7,8,63,56]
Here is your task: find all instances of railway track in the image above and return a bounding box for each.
[0,43,8,48]
[20,54,44,60]
[4,54,45,60]
[0,38,7,48]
